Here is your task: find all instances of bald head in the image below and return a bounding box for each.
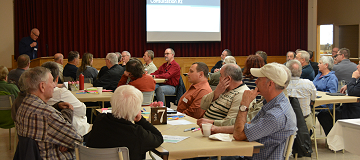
[30,28,40,41]
[54,53,64,64]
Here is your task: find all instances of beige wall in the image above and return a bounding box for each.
[318,0,360,25]
[0,0,14,69]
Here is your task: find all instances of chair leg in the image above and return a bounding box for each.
[312,127,318,160]
[9,128,11,150]
[14,127,17,153]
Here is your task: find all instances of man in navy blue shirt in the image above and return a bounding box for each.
[19,28,40,60]
[295,50,315,81]
[63,51,80,81]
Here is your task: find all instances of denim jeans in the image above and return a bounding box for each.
[155,84,176,103]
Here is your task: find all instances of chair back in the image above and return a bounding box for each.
[284,133,296,160]
[84,78,93,84]
[0,94,14,110]
[74,142,130,160]
[64,76,73,82]
[142,91,154,106]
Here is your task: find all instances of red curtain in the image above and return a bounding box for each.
[14,0,307,59]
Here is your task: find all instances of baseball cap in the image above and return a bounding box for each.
[250,63,288,87]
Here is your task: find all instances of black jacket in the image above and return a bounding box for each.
[341,78,360,118]
[86,113,163,160]
[93,64,124,91]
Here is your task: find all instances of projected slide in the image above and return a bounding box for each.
[146,0,221,42]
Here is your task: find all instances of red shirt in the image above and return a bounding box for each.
[177,80,212,119]
[151,60,180,86]
[117,74,156,92]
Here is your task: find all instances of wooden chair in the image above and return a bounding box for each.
[284,133,296,160]
[142,91,154,106]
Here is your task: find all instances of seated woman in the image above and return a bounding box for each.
[318,61,360,136]
[76,52,98,82]
[313,56,338,110]
[242,55,264,101]
[86,85,163,160]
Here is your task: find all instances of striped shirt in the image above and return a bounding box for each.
[16,94,82,160]
[201,84,253,126]
[286,77,317,116]
[244,92,297,160]
[243,77,262,101]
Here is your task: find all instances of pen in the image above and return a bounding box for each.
[143,108,146,111]
[192,128,201,132]
[184,127,196,132]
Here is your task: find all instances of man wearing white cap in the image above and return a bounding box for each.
[211,63,297,159]
[234,62,297,159]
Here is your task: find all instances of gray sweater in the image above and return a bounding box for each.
[332,59,357,83]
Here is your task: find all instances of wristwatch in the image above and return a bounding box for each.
[239,105,248,112]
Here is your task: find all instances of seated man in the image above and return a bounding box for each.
[54,53,65,83]
[177,62,212,119]
[198,64,252,126]
[211,49,231,73]
[319,61,360,136]
[42,62,90,136]
[333,48,357,84]
[210,63,297,159]
[86,85,163,160]
[150,48,180,103]
[15,67,82,159]
[63,51,80,81]
[94,53,125,91]
[255,50,268,64]
[0,66,20,98]
[286,60,317,132]
[208,56,236,89]
[120,51,131,67]
[143,50,157,74]
[8,54,30,87]
[295,50,315,81]
[117,58,156,92]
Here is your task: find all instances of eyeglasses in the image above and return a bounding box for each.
[334,53,343,58]
[164,53,171,56]
[32,32,39,37]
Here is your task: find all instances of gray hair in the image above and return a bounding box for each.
[222,63,242,81]
[0,65,9,81]
[114,52,121,62]
[122,51,131,58]
[146,50,155,60]
[286,60,302,77]
[320,56,334,71]
[106,53,118,65]
[297,51,310,62]
[286,51,296,57]
[166,48,175,56]
[18,67,50,93]
[111,85,143,121]
[224,56,236,64]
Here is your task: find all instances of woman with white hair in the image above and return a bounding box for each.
[313,56,338,110]
[86,85,163,160]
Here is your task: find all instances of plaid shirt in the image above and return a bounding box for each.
[16,94,82,160]
[286,77,317,116]
[244,92,297,160]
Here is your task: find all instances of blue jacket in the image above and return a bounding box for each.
[313,71,338,109]
[301,64,315,81]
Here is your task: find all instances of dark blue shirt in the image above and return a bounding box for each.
[19,36,38,60]
[301,64,315,81]
[63,63,78,81]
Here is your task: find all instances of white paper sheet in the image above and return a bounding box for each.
[167,120,195,125]
[163,135,190,143]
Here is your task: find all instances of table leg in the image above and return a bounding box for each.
[333,103,336,126]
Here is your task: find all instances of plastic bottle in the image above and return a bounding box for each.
[79,73,84,90]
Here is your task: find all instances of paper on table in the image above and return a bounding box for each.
[163,135,190,143]
[167,120,194,125]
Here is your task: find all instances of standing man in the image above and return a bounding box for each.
[54,53,64,83]
[8,54,30,87]
[177,62,212,119]
[19,28,40,60]
[286,60,317,132]
[121,51,131,67]
[151,48,180,103]
[15,67,82,159]
[143,50,157,74]
[63,51,80,81]
[295,50,315,81]
[332,48,357,84]
[211,49,231,73]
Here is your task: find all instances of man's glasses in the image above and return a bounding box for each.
[32,32,39,37]
[334,53,342,58]
[164,53,171,56]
